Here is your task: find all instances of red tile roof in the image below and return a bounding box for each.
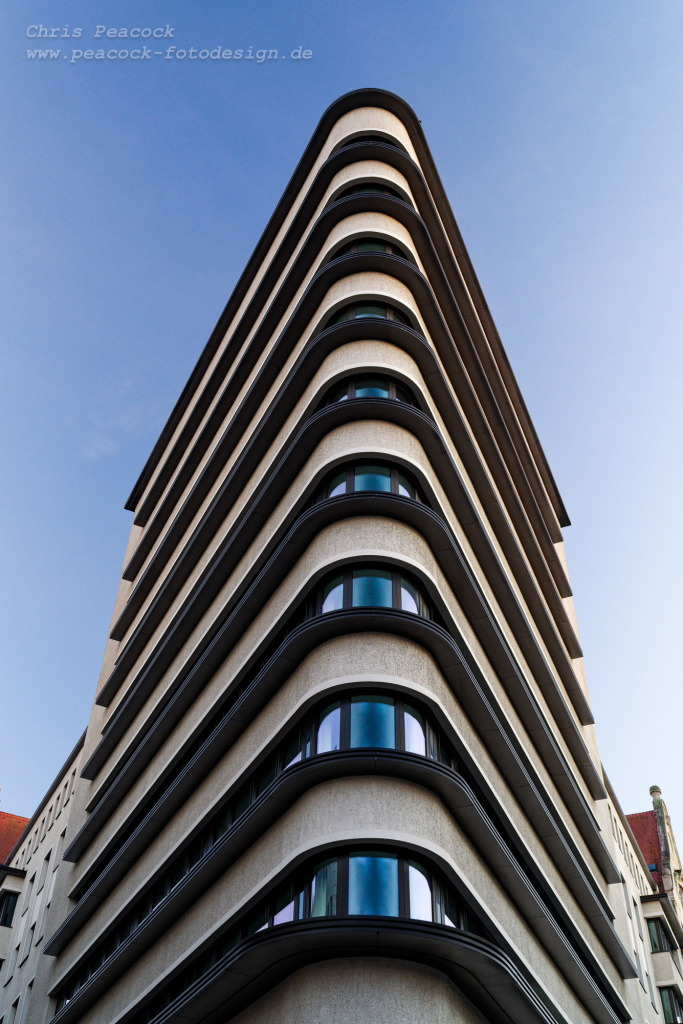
[626,810,663,891]
[0,811,29,864]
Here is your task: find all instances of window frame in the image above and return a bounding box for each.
[315,459,424,505]
[335,237,407,260]
[315,564,432,620]
[327,303,411,328]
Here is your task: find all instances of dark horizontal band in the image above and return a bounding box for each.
[49,748,634,1015]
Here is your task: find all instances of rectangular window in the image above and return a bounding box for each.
[661,987,683,1024]
[0,893,18,928]
[633,898,643,940]
[650,918,673,953]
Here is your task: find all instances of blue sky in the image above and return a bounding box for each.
[2,0,682,831]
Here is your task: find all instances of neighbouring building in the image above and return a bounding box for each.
[0,88,679,1024]
[0,814,29,867]
[627,788,683,1021]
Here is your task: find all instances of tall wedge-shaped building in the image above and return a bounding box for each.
[1,90,669,1024]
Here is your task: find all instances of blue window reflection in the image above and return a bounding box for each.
[354,464,391,491]
[311,858,338,917]
[317,703,341,752]
[403,705,426,756]
[322,575,344,613]
[352,569,392,607]
[354,377,389,398]
[408,861,432,921]
[350,695,395,748]
[349,852,399,916]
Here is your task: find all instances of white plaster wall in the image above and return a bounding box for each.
[230,957,488,1024]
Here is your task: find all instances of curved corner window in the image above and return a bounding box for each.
[315,564,432,620]
[328,303,410,327]
[282,688,456,768]
[312,461,427,506]
[336,183,402,201]
[335,237,407,260]
[131,848,485,1024]
[241,846,481,933]
[321,374,417,407]
[336,134,407,153]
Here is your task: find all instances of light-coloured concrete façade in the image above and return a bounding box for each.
[0,92,667,1024]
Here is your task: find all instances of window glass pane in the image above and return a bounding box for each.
[354,464,391,492]
[245,905,269,934]
[256,759,277,796]
[273,884,296,925]
[661,988,682,1024]
[356,239,387,253]
[331,308,353,324]
[400,578,420,614]
[350,695,395,748]
[427,723,451,766]
[282,733,302,769]
[322,576,344,613]
[409,862,432,921]
[397,473,415,499]
[310,858,338,917]
[404,705,426,755]
[348,852,399,916]
[354,376,389,398]
[317,703,341,753]
[354,304,387,320]
[326,382,348,403]
[390,308,409,325]
[233,787,251,820]
[435,883,460,928]
[352,569,393,607]
[326,472,347,498]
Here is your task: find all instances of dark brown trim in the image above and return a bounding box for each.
[71,598,616,892]
[124,90,568,531]
[108,320,580,725]
[49,748,632,992]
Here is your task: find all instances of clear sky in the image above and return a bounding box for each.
[2,0,682,833]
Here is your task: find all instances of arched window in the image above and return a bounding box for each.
[316,564,432,619]
[58,685,462,1017]
[282,689,454,765]
[131,848,484,1024]
[328,303,410,327]
[320,373,417,407]
[335,237,406,259]
[314,460,425,505]
[237,846,482,932]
